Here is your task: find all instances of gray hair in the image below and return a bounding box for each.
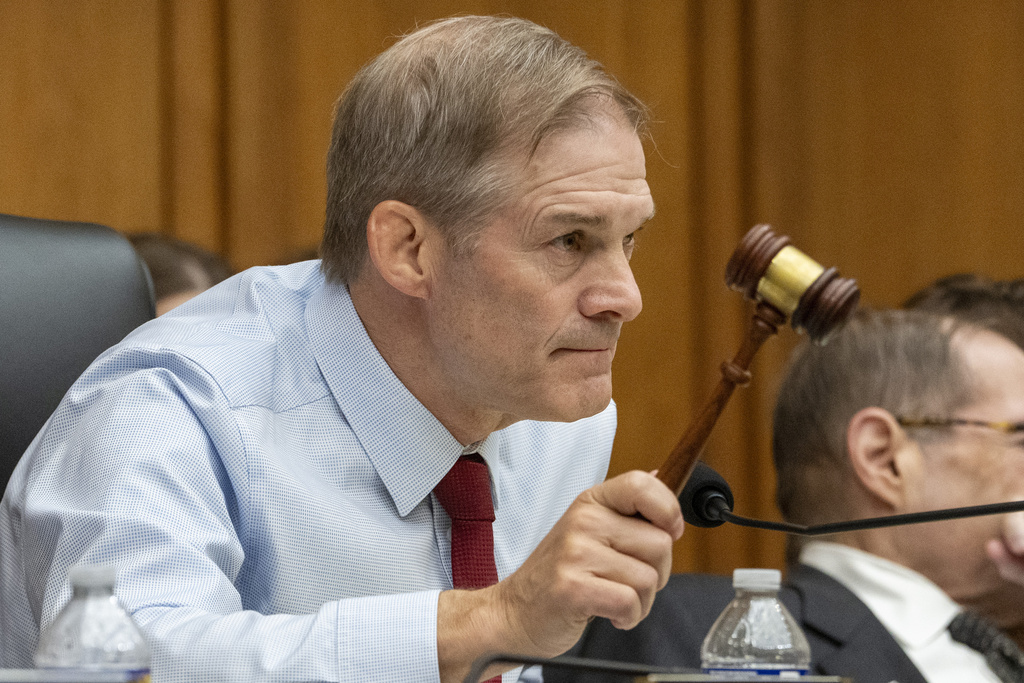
[320,15,649,284]
[904,273,1024,350]
[773,309,976,526]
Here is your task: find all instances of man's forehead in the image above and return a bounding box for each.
[492,116,653,231]
[956,328,1024,412]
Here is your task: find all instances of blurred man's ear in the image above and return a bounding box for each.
[364,200,441,299]
[846,407,919,512]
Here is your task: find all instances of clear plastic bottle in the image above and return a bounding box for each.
[700,568,811,679]
[34,565,151,682]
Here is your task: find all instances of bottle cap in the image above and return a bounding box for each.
[732,568,781,591]
[68,564,118,588]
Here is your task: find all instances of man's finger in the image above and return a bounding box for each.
[588,470,685,540]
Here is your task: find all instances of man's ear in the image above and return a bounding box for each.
[364,200,438,299]
[846,407,918,511]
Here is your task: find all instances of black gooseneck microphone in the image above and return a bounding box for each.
[681,460,1024,535]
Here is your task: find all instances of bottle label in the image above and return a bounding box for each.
[701,667,809,679]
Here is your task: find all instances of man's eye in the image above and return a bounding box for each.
[553,232,583,251]
[623,232,638,257]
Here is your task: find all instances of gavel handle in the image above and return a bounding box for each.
[656,302,786,496]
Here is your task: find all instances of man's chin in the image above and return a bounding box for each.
[532,382,613,423]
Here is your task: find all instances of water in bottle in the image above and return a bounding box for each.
[701,568,810,679]
[34,565,151,682]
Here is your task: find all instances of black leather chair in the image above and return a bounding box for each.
[0,213,155,488]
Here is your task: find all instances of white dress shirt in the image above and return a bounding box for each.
[801,541,1000,683]
[0,262,615,683]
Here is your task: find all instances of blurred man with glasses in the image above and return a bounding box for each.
[552,308,1024,683]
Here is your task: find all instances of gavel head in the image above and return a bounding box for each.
[725,224,860,343]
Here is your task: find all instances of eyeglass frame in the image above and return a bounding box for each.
[895,416,1024,434]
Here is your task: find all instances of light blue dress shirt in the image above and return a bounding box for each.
[0,262,615,683]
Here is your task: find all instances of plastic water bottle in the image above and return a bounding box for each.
[34,565,151,681]
[701,568,811,679]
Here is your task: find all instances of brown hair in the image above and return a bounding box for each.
[128,233,231,301]
[320,15,649,284]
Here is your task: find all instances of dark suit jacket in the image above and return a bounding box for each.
[544,564,927,683]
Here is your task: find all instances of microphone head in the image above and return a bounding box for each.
[679,461,735,528]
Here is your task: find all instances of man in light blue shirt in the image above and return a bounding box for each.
[0,15,684,683]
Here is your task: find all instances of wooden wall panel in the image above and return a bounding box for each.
[0,1,163,231]
[749,0,1024,306]
[164,0,226,254]
[676,0,783,574]
[5,0,1024,580]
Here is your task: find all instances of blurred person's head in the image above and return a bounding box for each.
[774,308,1024,629]
[129,233,231,315]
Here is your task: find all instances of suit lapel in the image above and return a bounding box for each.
[786,564,928,683]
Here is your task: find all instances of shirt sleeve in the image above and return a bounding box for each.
[17,353,443,683]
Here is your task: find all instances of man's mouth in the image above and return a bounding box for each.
[551,345,616,357]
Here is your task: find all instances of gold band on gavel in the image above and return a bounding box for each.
[755,246,825,316]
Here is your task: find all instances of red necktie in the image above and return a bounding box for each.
[435,455,501,682]
[433,454,499,589]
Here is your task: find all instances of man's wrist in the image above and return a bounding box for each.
[437,586,522,683]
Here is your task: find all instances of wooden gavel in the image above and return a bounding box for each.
[656,224,861,497]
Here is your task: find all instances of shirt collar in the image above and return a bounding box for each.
[305,281,501,516]
[800,541,961,648]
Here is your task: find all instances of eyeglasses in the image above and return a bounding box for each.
[896,417,1024,434]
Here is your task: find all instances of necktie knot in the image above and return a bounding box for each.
[434,455,495,522]
[949,610,1024,683]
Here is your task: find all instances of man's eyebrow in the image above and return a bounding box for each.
[547,211,605,227]
[545,204,657,227]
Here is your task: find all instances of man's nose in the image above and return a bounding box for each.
[578,251,643,322]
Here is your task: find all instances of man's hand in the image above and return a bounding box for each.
[437,470,684,682]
